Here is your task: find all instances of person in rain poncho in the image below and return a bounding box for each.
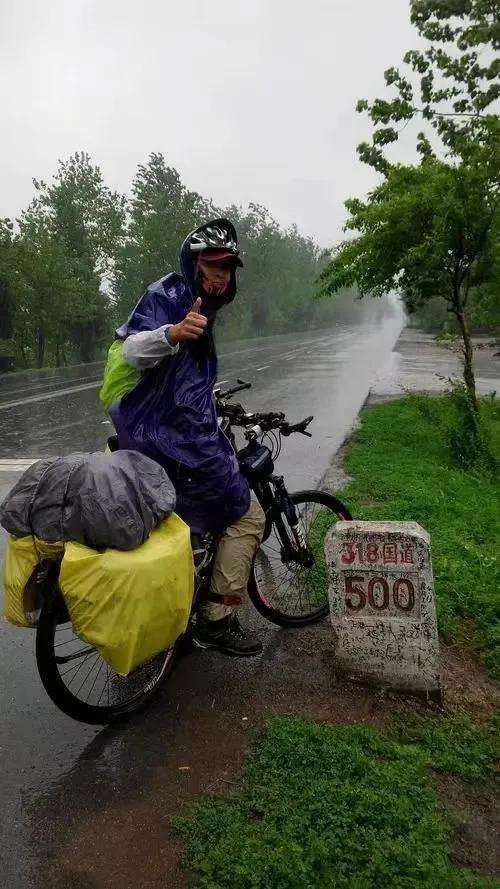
[109,219,265,655]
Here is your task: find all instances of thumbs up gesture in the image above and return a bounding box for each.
[168,297,207,343]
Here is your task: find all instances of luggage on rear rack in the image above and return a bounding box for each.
[3,536,65,627]
[0,449,176,551]
[58,514,194,675]
[3,514,194,675]
[2,448,193,674]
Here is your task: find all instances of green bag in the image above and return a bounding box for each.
[99,340,141,413]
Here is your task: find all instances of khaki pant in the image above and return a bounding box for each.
[204,500,266,621]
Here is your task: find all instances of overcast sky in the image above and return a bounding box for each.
[1,0,417,246]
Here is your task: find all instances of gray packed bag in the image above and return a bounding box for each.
[0,450,176,551]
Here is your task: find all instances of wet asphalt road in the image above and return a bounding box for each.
[0,300,411,888]
[370,327,500,401]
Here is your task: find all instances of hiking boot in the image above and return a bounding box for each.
[193,614,263,657]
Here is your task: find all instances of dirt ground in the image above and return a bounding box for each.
[436,773,500,878]
[29,616,499,889]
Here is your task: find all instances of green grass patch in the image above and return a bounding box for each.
[302,509,335,606]
[388,710,500,781]
[341,395,500,677]
[176,716,495,888]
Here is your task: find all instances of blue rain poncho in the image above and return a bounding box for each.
[110,232,250,533]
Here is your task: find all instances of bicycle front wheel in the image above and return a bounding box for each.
[36,591,178,724]
[248,489,352,627]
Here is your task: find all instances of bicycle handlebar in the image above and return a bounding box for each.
[281,415,314,437]
[215,379,252,400]
[217,400,313,437]
[215,380,314,437]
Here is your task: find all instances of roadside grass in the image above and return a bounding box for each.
[175,715,497,889]
[388,709,499,781]
[341,395,500,678]
[301,509,332,606]
[175,395,499,889]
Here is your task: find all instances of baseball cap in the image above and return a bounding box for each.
[198,248,243,267]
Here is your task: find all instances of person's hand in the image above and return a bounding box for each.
[168,298,207,343]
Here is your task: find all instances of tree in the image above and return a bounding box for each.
[322,0,499,408]
[319,151,498,409]
[113,153,209,320]
[0,219,20,370]
[4,150,344,369]
[220,203,325,339]
[19,152,126,363]
[0,219,17,340]
[356,0,499,172]
[468,205,500,329]
[113,160,331,339]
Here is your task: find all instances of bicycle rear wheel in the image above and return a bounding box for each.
[248,489,352,627]
[36,591,178,724]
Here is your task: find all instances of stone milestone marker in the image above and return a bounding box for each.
[325,521,441,699]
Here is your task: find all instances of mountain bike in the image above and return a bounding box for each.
[35,380,352,724]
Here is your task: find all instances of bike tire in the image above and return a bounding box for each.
[248,489,352,627]
[36,591,179,725]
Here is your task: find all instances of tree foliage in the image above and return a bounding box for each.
[113,153,209,322]
[112,156,341,338]
[19,152,126,364]
[2,151,356,371]
[321,154,495,297]
[321,149,498,406]
[357,0,499,172]
[0,220,17,342]
[0,153,126,368]
[217,203,330,339]
[322,0,499,408]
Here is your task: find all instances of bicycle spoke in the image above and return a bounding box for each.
[52,623,172,712]
[97,667,111,706]
[55,645,95,664]
[60,649,95,681]
[54,638,76,648]
[85,659,105,703]
[74,653,101,698]
[253,496,341,618]
[261,542,282,557]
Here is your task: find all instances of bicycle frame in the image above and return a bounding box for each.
[192,391,319,605]
[190,426,314,619]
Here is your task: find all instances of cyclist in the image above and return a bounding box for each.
[109,219,265,656]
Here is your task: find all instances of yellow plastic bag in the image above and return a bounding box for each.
[3,536,65,627]
[59,514,194,675]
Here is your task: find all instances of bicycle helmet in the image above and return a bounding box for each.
[189,218,243,267]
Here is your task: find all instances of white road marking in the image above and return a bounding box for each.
[1,371,103,399]
[219,343,279,359]
[256,365,271,372]
[0,380,100,410]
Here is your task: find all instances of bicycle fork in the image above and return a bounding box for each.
[270,476,314,568]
